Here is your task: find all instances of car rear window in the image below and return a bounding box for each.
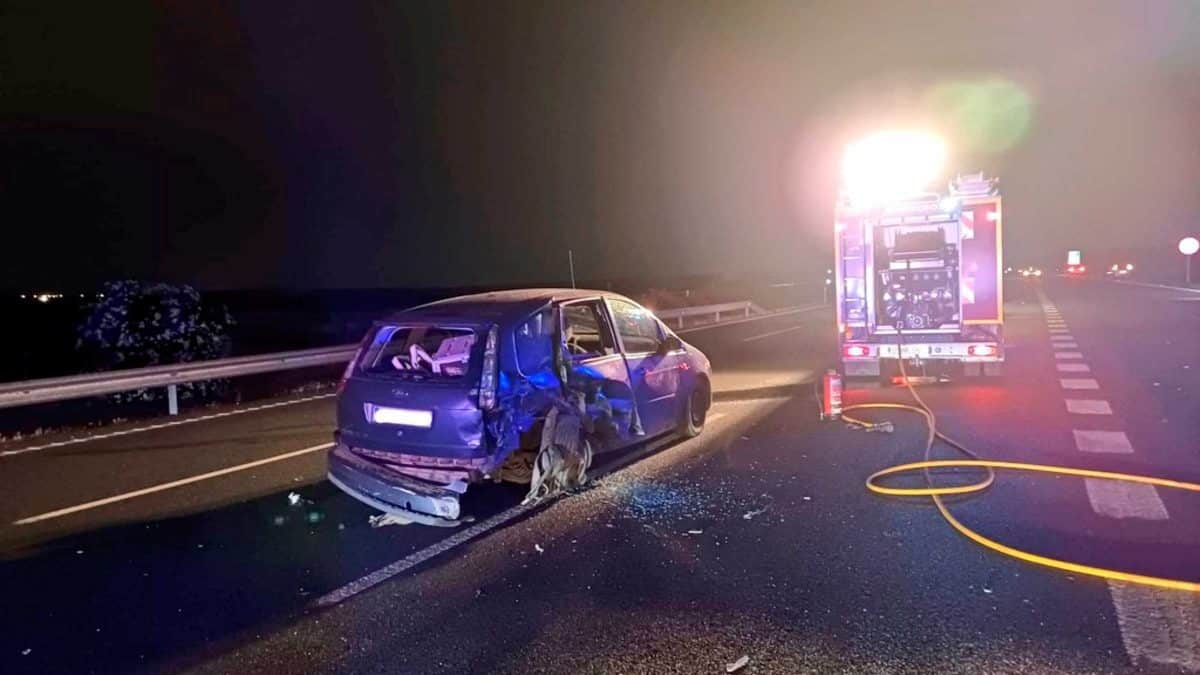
[361,325,477,381]
[514,309,555,374]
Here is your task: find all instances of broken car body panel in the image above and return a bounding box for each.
[327,288,712,525]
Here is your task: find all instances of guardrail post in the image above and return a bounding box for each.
[744,305,750,317]
[677,316,684,329]
[714,310,720,322]
[167,384,178,416]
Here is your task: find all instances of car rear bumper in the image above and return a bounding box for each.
[327,442,463,525]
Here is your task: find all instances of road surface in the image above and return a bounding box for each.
[1,280,1198,674]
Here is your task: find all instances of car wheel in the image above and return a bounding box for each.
[678,380,709,438]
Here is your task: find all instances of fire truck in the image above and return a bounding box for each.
[834,172,1004,379]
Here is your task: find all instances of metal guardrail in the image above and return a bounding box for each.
[0,300,769,415]
[654,300,765,328]
[0,345,358,412]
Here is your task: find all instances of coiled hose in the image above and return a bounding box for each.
[844,360,1200,593]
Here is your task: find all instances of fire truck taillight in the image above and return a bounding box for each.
[843,344,870,358]
[968,344,998,357]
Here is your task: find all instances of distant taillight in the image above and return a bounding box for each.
[478,325,499,410]
[968,344,998,357]
[844,344,869,358]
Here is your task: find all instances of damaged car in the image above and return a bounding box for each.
[327,288,713,526]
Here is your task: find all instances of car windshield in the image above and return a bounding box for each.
[360,325,477,381]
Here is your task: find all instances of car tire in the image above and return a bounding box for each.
[678,380,709,438]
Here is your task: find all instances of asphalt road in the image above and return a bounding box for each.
[2,281,1199,674]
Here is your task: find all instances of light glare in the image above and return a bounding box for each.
[842,131,946,204]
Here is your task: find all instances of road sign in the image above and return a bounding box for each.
[1182,237,1199,284]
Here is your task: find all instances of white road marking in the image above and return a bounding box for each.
[313,411,732,608]
[742,323,809,342]
[1050,335,1075,342]
[1084,480,1169,520]
[1054,351,1084,359]
[1056,363,1091,372]
[1054,342,1079,349]
[1065,399,1112,415]
[12,442,335,525]
[1049,328,1071,334]
[1073,429,1134,454]
[0,393,336,459]
[1108,582,1200,671]
[1112,279,1200,295]
[1061,378,1100,390]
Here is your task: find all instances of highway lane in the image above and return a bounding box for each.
[182,279,1198,675]
[0,306,832,674]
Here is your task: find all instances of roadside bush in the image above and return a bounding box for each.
[76,281,235,402]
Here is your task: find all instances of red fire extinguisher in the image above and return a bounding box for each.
[821,369,842,420]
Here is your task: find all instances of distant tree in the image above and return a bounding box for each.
[76,281,235,402]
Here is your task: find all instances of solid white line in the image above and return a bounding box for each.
[1073,429,1134,454]
[0,393,336,459]
[314,411,731,608]
[1054,351,1084,359]
[1061,378,1100,390]
[13,442,334,525]
[742,323,808,342]
[676,303,827,335]
[1112,279,1200,294]
[1056,363,1091,372]
[1084,480,1169,520]
[1065,399,1112,415]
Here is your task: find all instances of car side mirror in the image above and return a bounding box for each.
[656,335,683,355]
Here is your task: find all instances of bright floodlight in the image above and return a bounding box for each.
[842,131,946,204]
[1180,237,1200,256]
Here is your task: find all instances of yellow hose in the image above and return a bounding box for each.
[848,369,1200,593]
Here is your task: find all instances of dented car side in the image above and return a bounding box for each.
[327,289,712,526]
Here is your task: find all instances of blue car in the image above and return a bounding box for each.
[328,288,713,525]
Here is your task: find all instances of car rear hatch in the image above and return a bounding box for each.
[337,320,494,464]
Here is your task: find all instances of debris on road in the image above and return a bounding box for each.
[287,492,302,506]
[742,507,768,520]
[725,655,750,672]
[687,529,704,535]
[369,513,416,528]
[534,543,544,554]
[21,648,31,656]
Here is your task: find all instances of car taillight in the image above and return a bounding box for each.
[336,358,355,394]
[844,344,869,358]
[968,344,998,357]
[478,325,499,410]
[1078,265,1086,272]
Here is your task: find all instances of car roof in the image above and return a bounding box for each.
[389,288,628,325]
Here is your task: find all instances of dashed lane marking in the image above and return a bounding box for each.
[1056,363,1091,372]
[0,394,336,459]
[1054,351,1084,359]
[1085,480,1169,520]
[1061,378,1100,390]
[1065,399,1113,415]
[1050,335,1075,342]
[1108,582,1200,671]
[1073,429,1135,454]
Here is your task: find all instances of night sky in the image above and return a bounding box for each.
[3,1,1199,290]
